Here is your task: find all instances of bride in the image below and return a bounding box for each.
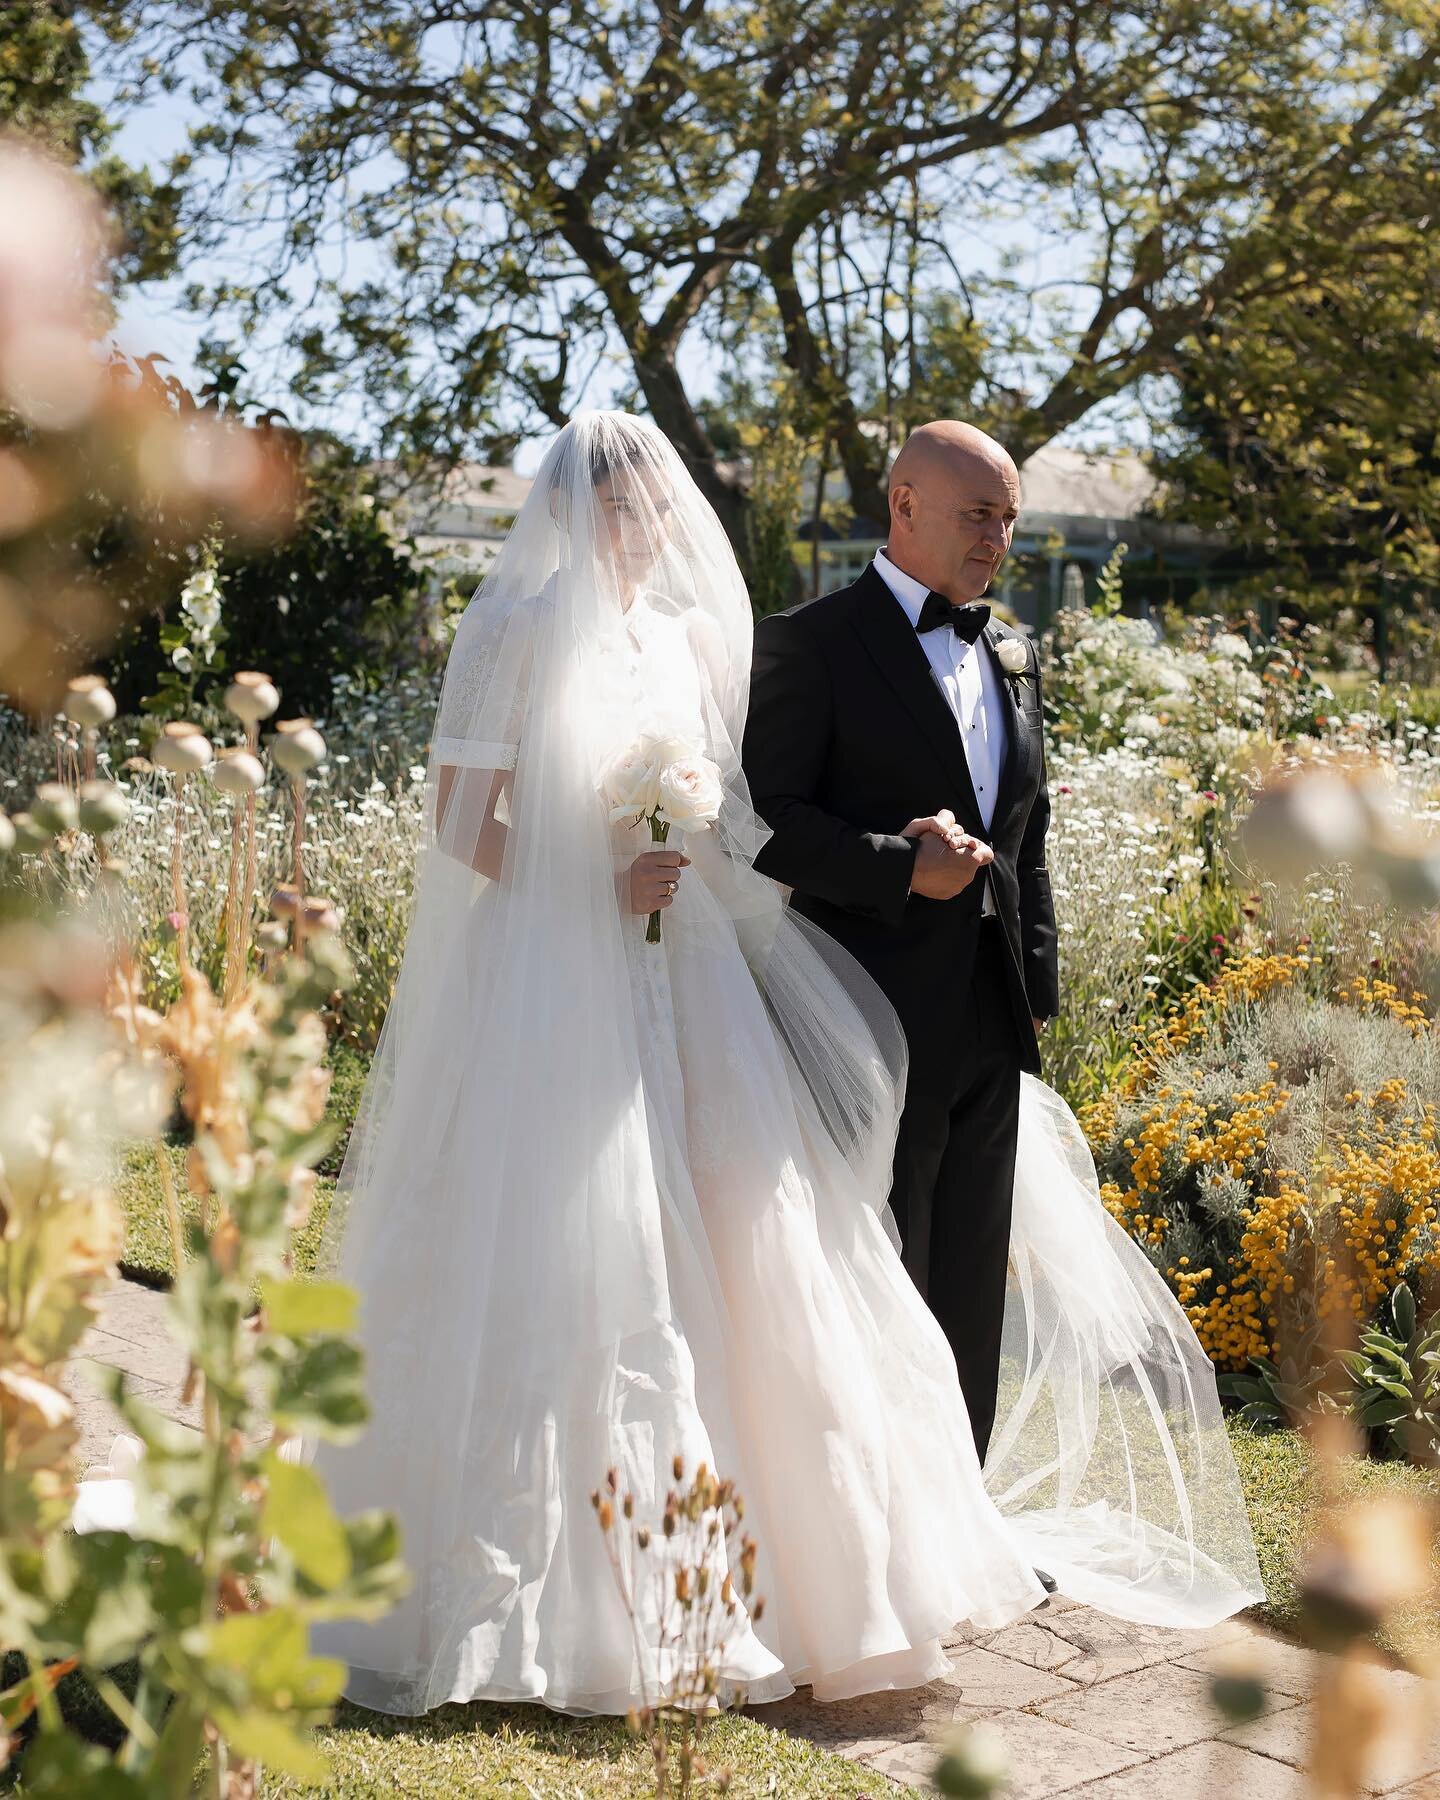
[311,410,1262,1717]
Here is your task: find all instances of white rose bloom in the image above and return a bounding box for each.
[599,739,664,822]
[656,755,724,833]
[995,637,1029,675]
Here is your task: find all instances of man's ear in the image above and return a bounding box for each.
[889,482,916,531]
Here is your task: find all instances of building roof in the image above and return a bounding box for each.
[1016,444,1160,524]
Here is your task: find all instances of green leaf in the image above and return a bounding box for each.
[210,1705,334,1782]
[1391,1282,1417,1341]
[262,1452,353,1588]
[18,1732,155,1797]
[299,1508,409,1621]
[258,1277,357,1337]
[268,1336,369,1441]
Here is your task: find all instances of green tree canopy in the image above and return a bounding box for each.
[1154,129,1440,620]
[99,0,1440,566]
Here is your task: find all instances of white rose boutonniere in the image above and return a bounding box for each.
[994,634,1031,696]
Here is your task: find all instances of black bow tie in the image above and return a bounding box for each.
[916,594,991,642]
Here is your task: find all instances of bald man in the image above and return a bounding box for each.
[743,421,1058,1466]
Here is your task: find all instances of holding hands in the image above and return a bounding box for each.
[903,808,993,900]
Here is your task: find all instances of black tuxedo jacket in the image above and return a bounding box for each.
[743,564,1059,1081]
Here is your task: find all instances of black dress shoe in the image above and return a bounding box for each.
[1034,1567,1058,1593]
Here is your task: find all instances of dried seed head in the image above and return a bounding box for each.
[64,674,116,729]
[597,1500,613,1532]
[622,1492,634,1518]
[30,781,77,835]
[636,1525,651,1550]
[271,718,326,774]
[10,812,51,854]
[76,779,127,836]
[750,1595,765,1622]
[673,1452,685,1482]
[674,1568,691,1605]
[300,894,339,934]
[606,1466,618,1494]
[225,670,280,723]
[152,721,213,774]
[210,747,265,796]
[662,1508,677,1539]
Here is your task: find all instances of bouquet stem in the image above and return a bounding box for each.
[646,815,669,945]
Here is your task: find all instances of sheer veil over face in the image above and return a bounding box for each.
[320,406,907,1367]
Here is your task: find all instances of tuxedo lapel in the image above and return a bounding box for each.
[848,568,985,835]
[983,626,1036,824]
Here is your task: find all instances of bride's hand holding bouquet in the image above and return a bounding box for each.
[601,733,724,942]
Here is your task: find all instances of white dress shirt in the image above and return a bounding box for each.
[873,548,1008,913]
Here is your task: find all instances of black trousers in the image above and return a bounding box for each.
[887,917,1023,1464]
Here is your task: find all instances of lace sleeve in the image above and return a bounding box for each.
[430,593,539,774]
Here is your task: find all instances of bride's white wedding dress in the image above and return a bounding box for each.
[298,414,1261,1717]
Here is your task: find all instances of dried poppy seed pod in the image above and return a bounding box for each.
[210,747,265,796]
[76,779,128,836]
[10,812,52,854]
[225,669,280,723]
[151,721,213,774]
[271,718,326,775]
[29,782,77,835]
[63,674,116,729]
[255,920,288,953]
[299,895,339,935]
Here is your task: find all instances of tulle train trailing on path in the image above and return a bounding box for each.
[991,1078,1262,1626]
[75,414,1261,1717]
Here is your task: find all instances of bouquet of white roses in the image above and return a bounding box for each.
[599,731,724,942]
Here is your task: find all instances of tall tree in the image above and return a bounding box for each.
[99,0,1439,564]
[1153,138,1440,618]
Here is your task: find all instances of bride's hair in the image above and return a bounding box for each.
[542,411,656,492]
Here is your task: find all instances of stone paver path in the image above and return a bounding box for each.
[67,1279,1440,1798]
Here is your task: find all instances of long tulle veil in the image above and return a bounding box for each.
[309,410,1260,1715]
